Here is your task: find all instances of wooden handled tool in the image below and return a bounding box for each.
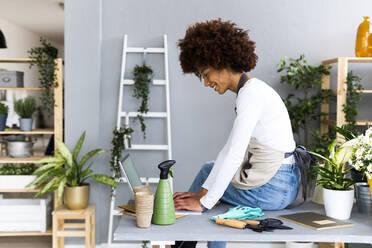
[215,219,248,229]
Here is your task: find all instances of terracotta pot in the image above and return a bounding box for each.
[64,184,90,210]
[368,178,372,198]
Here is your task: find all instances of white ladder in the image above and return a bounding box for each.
[107,34,173,248]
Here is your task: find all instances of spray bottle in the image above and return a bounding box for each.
[152,160,176,225]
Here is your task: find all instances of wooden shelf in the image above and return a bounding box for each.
[0,129,54,135]
[0,87,48,91]
[0,58,36,63]
[0,227,52,237]
[0,187,40,193]
[323,57,372,65]
[0,156,51,163]
[355,120,372,126]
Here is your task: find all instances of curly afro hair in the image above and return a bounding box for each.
[178,19,258,78]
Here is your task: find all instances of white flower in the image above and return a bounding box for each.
[368,164,372,173]
[366,128,372,138]
[355,148,364,159]
[367,153,372,161]
[366,172,372,180]
[354,160,363,170]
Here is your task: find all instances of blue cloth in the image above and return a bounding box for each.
[188,162,300,248]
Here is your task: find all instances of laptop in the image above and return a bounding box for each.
[118,154,201,215]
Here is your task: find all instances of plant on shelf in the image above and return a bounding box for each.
[343,71,364,126]
[28,37,58,116]
[132,64,153,139]
[277,55,331,147]
[110,126,134,181]
[28,131,118,209]
[0,164,37,189]
[0,102,8,131]
[346,127,372,196]
[14,96,36,131]
[309,139,355,220]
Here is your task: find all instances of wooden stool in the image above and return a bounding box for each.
[52,205,95,248]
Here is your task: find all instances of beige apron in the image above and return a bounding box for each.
[231,138,285,190]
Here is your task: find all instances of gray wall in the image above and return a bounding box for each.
[65,0,372,244]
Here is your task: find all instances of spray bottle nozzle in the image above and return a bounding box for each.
[158,160,176,179]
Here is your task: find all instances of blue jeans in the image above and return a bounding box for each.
[189,162,301,248]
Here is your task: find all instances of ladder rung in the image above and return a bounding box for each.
[128,144,169,150]
[117,177,160,184]
[120,112,167,118]
[357,90,372,94]
[126,47,165,53]
[123,79,166,85]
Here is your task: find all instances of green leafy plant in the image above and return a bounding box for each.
[343,71,363,125]
[28,37,58,116]
[310,139,355,190]
[28,131,118,202]
[110,126,133,181]
[132,64,153,139]
[14,96,36,118]
[0,102,8,115]
[277,55,331,147]
[0,164,36,175]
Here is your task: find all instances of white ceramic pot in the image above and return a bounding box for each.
[323,187,354,220]
[0,175,37,189]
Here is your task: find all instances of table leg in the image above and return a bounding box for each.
[52,215,58,248]
[91,210,95,248]
[58,219,64,248]
[85,216,91,248]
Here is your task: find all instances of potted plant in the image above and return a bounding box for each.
[14,96,36,131]
[310,139,355,220]
[0,102,8,131]
[347,127,372,197]
[27,131,118,210]
[0,163,37,189]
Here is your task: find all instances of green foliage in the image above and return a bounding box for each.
[310,139,355,190]
[278,55,331,146]
[309,128,335,156]
[0,164,36,175]
[132,64,153,139]
[28,37,58,116]
[343,71,363,125]
[110,126,133,180]
[0,102,8,115]
[14,96,36,118]
[28,131,117,203]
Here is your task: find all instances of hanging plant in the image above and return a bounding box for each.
[132,64,153,139]
[343,71,363,126]
[28,37,58,116]
[110,126,134,181]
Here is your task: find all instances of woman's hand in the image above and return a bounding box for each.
[173,188,207,201]
[174,197,203,212]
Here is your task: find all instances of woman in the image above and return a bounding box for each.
[173,19,305,248]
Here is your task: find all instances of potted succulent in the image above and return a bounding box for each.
[310,139,355,220]
[347,127,372,197]
[0,163,37,189]
[14,96,36,131]
[0,102,8,131]
[27,131,117,210]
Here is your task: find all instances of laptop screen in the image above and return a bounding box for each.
[119,154,143,193]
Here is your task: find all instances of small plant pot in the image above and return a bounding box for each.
[0,175,37,189]
[64,184,90,210]
[7,141,33,158]
[19,118,33,131]
[355,182,372,216]
[323,187,354,220]
[0,114,7,131]
[368,178,372,198]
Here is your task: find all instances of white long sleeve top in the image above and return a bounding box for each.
[199,78,296,209]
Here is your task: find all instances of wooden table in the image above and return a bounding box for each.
[114,202,372,248]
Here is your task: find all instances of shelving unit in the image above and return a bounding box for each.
[0,58,63,238]
[320,57,372,135]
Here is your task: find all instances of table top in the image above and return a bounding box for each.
[114,202,372,244]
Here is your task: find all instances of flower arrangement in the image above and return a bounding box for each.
[347,127,372,180]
